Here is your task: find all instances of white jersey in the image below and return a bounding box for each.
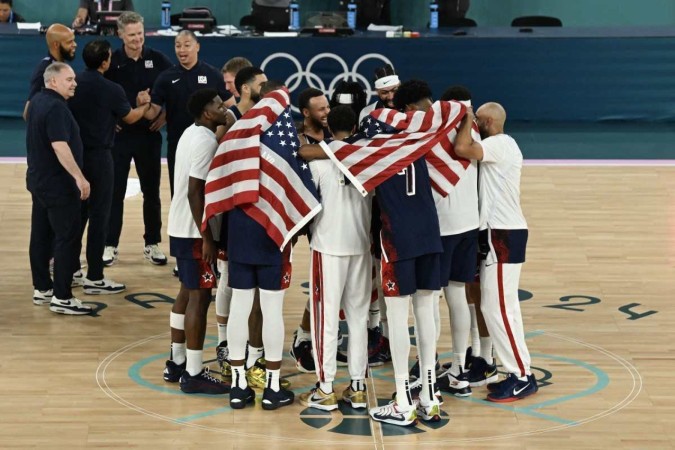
[433,160,479,236]
[478,134,527,231]
[168,124,218,238]
[309,158,372,256]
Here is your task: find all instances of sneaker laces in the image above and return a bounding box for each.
[146,244,165,259]
[201,367,221,383]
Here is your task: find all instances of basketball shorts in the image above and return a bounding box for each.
[228,253,292,291]
[439,228,478,285]
[169,237,217,290]
[380,253,440,297]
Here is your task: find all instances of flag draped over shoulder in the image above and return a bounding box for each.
[320,100,470,197]
[203,89,321,250]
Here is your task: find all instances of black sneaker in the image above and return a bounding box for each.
[436,365,472,397]
[262,387,295,410]
[289,329,315,373]
[163,360,186,383]
[468,356,499,387]
[336,350,348,367]
[179,368,231,395]
[229,385,256,409]
[368,336,392,367]
[216,341,231,379]
[367,326,382,354]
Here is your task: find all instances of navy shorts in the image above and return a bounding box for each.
[169,237,217,290]
[229,250,292,290]
[380,253,440,297]
[440,228,478,285]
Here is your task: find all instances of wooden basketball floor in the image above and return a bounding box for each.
[1,162,673,449]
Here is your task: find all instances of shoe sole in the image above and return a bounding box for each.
[33,298,50,306]
[262,399,293,411]
[49,306,91,315]
[83,288,126,295]
[471,374,499,388]
[230,395,255,409]
[299,399,338,411]
[486,391,536,403]
[370,415,418,427]
[71,281,85,288]
[180,386,230,395]
[343,398,367,409]
[145,255,168,266]
[368,360,385,367]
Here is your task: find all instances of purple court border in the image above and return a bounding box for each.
[2,157,675,167]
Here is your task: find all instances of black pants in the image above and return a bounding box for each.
[107,131,163,247]
[80,150,114,281]
[167,138,178,198]
[29,191,81,300]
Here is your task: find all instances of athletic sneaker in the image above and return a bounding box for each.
[368,335,392,367]
[102,246,118,267]
[49,297,92,315]
[290,329,315,373]
[216,341,231,379]
[468,356,499,387]
[436,365,472,397]
[33,289,53,306]
[261,387,294,410]
[299,384,338,411]
[71,270,85,288]
[179,368,231,395]
[342,386,367,409]
[441,346,474,371]
[163,360,186,383]
[405,377,444,405]
[415,399,442,422]
[246,358,291,389]
[144,244,168,265]
[83,278,126,295]
[369,401,417,427]
[336,350,348,366]
[486,373,537,403]
[229,385,256,409]
[172,265,179,277]
[367,326,382,354]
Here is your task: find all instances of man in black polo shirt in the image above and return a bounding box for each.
[23,23,77,121]
[68,39,150,295]
[27,62,91,315]
[104,11,172,268]
[146,30,233,197]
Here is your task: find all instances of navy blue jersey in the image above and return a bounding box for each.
[68,69,131,151]
[151,60,231,145]
[228,104,243,120]
[27,54,56,101]
[227,207,282,265]
[106,46,172,134]
[26,89,83,199]
[376,157,442,262]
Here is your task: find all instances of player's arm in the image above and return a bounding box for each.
[298,143,328,161]
[454,112,484,161]
[52,141,90,200]
[121,89,151,124]
[187,176,216,265]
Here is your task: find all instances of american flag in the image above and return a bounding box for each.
[319,100,470,197]
[202,89,321,250]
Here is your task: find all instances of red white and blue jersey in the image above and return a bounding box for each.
[376,157,442,263]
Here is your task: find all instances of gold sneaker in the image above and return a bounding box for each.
[342,386,367,409]
[299,385,339,411]
[245,358,291,389]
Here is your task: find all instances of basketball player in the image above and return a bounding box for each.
[221,56,252,98]
[298,105,372,411]
[163,89,231,395]
[454,102,538,402]
[358,63,400,123]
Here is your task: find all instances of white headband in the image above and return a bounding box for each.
[375,75,400,90]
[336,93,354,104]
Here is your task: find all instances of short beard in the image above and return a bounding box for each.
[59,46,75,62]
[250,92,261,103]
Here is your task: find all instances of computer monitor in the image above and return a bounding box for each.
[179,17,215,33]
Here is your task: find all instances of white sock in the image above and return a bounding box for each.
[368,299,381,329]
[246,344,264,369]
[394,376,412,408]
[384,296,411,380]
[412,290,437,404]
[227,288,255,361]
[232,365,247,389]
[319,381,333,393]
[186,349,203,376]
[260,289,285,361]
[351,379,365,391]
[266,368,280,391]
[480,337,493,364]
[171,342,186,365]
[433,290,441,342]
[468,303,481,354]
[419,368,435,406]
[444,282,470,370]
[217,322,228,345]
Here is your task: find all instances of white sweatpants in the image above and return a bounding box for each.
[479,261,531,377]
[309,250,371,383]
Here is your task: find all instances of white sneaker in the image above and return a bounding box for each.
[144,244,167,265]
[83,278,126,295]
[33,289,53,306]
[49,297,92,315]
[369,401,417,426]
[415,399,442,422]
[72,270,85,287]
[103,246,118,267]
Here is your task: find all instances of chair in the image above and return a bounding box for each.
[440,17,477,28]
[511,16,562,27]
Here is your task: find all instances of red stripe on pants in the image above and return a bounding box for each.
[312,251,325,382]
[497,263,525,377]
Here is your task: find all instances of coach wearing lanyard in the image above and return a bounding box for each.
[72,0,134,28]
[68,39,150,295]
[145,30,233,197]
[104,12,172,267]
[27,62,91,315]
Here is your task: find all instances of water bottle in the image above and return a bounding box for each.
[161,1,171,29]
[289,1,300,30]
[429,1,439,30]
[347,1,357,29]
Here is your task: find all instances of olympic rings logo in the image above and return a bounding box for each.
[260,52,394,113]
